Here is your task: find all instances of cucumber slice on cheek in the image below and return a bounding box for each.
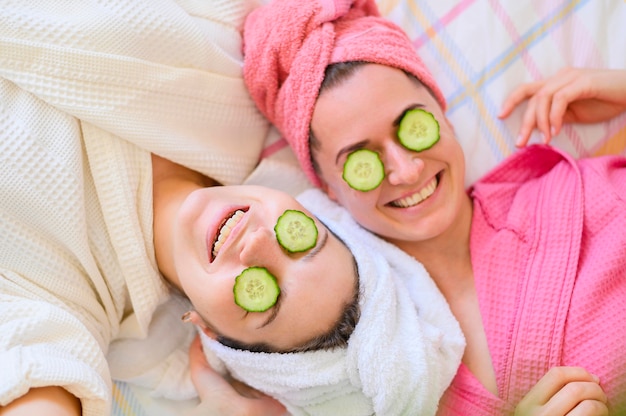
[274,209,318,253]
[342,148,384,192]
[397,108,440,151]
[340,110,439,192]
[234,267,280,313]
[232,210,318,313]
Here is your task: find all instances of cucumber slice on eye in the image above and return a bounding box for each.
[397,108,440,151]
[233,267,280,312]
[274,209,318,253]
[342,149,385,192]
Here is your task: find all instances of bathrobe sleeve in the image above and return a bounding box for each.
[0,78,143,415]
[0,1,273,413]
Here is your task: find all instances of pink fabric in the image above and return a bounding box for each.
[438,145,626,415]
[242,0,446,187]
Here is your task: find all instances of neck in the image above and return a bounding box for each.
[394,194,474,299]
[152,154,216,288]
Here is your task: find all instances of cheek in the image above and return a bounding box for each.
[183,271,236,315]
[333,187,382,225]
[440,136,466,180]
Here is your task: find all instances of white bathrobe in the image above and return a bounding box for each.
[0,1,269,414]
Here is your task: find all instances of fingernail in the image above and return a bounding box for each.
[551,126,556,136]
[181,311,192,323]
[592,374,600,383]
[515,135,523,146]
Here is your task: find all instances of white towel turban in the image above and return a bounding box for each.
[200,188,465,416]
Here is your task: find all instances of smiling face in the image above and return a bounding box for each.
[310,63,470,247]
[168,185,357,352]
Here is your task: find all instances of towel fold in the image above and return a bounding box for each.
[200,188,465,416]
[243,0,445,186]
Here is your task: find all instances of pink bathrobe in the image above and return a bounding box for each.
[438,145,626,415]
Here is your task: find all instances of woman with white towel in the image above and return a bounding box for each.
[239,0,626,415]
[152,153,464,416]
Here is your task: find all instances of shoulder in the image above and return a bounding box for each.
[578,153,626,200]
[473,145,574,187]
[469,145,580,235]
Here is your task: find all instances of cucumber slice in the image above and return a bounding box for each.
[274,209,318,253]
[233,267,280,312]
[397,109,440,151]
[342,149,384,192]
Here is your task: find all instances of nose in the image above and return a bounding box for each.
[238,226,281,267]
[384,143,424,186]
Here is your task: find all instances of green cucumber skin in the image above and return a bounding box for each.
[342,149,385,192]
[274,209,318,253]
[397,108,440,152]
[233,267,280,312]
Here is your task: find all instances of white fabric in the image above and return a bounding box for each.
[199,189,465,416]
[0,0,269,186]
[0,1,268,414]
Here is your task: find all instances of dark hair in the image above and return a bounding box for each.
[218,253,360,353]
[309,61,368,166]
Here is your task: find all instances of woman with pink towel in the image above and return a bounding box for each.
[237,0,626,414]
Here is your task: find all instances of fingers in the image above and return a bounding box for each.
[515,367,608,416]
[188,335,223,401]
[522,70,579,145]
[566,399,609,416]
[544,380,607,415]
[187,335,287,416]
[498,67,600,147]
[498,77,560,147]
[501,67,626,144]
[522,366,599,405]
[498,81,542,119]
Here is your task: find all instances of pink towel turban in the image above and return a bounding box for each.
[243,0,446,187]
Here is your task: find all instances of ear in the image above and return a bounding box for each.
[182,311,217,340]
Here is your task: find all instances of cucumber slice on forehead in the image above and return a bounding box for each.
[274,209,318,253]
[342,148,384,192]
[233,267,280,312]
[397,108,440,151]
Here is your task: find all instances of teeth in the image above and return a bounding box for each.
[212,210,245,259]
[391,177,437,208]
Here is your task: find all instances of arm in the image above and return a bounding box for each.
[184,336,287,416]
[514,367,608,416]
[0,387,81,416]
[498,67,626,147]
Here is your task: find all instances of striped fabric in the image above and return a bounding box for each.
[112,383,147,416]
[113,1,626,414]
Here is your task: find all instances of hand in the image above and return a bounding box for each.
[184,335,287,416]
[514,366,608,416]
[498,67,626,147]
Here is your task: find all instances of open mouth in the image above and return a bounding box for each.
[210,208,247,262]
[388,174,439,208]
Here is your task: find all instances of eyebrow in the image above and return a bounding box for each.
[257,227,329,329]
[303,227,329,261]
[257,291,282,329]
[335,140,368,166]
[393,103,425,126]
[334,103,426,166]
